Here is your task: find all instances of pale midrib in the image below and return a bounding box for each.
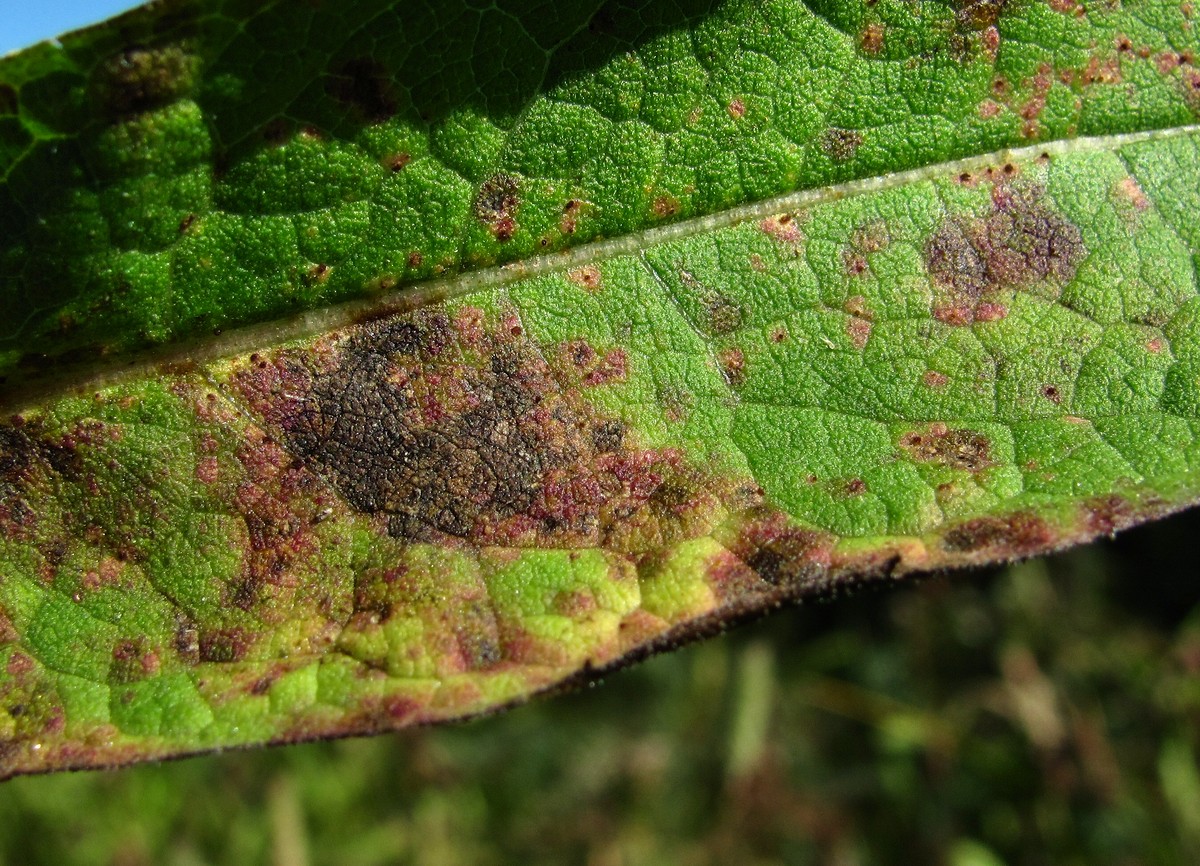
[3,123,1199,413]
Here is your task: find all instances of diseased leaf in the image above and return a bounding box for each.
[1,0,1200,777]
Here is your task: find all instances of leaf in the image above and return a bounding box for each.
[1,0,1199,778]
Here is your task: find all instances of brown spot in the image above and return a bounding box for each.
[568,265,602,292]
[846,317,872,350]
[925,184,1084,324]
[1041,384,1062,404]
[760,214,803,245]
[306,263,331,286]
[407,251,424,269]
[385,152,411,172]
[843,251,869,277]
[731,510,834,589]
[1018,63,1054,137]
[178,213,198,234]
[769,326,789,344]
[91,44,198,116]
[900,424,993,472]
[1147,338,1164,354]
[702,293,745,336]
[652,195,680,219]
[978,99,1003,119]
[718,348,747,388]
[560,199,584,235]
[975,302,1008,322]
[474,174,521,242]
[327,58,396,122]
[1084,495,1136,537]
[195,456,219,485]
[820,128,863,162]
[109,638,160,684]
[1114,176,1150,213]
[727,98,746,119]
[1047,0,1082,15]
[860,23,885,55]
[844,478,867,497]
[198,628,250,663]
[749,254,767,272]
[844,295,872,318]
[922,370,949,388]
[942,511,1054,555]
[956,0,1009,31]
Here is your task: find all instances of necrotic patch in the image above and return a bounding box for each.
[925,183,1084,324]
[237,309,728,551]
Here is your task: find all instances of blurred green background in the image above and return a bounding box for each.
[1,506,1198,866]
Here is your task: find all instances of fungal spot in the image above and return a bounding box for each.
[955,0,1009,31]
[178,213,198,234]
[760,214,803,245]
[327,58,396,123]
[1084,495,1136,537]
[198,628,250,663]
[978,99,1003,119]
[1114,176,1150,214]
[591,420,626,453]
[727,98,746,119]
[568,265,603,292]
[407,251,424,269]
[385,152,411,172]
[109,638,159,684]
[474,174,520,242]
[305,263,331,286]
[925,184,1084,326]
[1041,384,1062,404]
[731,510,833,589]
[718,348,746,388]
[844,478,867,497]
[702,293,745,336]
[899,424,993,472]
[91,44,199,117]
[820,128,863,162]
[846,317,872,350]
[239,311,723,551]
[560,199,584,235]
[859,23,885,55]
[652,195,681,219]
[942,511,1053,555]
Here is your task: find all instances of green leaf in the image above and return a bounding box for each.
[2,0,1199,777]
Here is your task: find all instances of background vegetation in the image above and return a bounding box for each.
[0,505,1196,866]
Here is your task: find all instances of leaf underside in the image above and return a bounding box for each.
[2,0,1200,777]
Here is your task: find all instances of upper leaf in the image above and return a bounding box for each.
[3,0,1198,376]
[2,0,1200,778]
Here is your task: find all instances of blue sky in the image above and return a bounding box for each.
[3,1,143,55]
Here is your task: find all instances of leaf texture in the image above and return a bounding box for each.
[2,0,1200,776]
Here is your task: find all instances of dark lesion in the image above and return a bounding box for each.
[240,307,731,552]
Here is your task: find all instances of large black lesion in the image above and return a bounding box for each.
[282,313,572,541]
[246,307,728,550]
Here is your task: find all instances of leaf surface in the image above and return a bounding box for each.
[2,0,1200,777]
